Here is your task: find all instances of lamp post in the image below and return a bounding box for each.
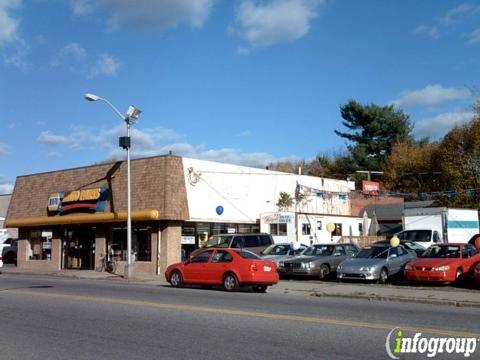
[84,93,142,279]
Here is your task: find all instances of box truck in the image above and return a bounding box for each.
[400,207,479,246]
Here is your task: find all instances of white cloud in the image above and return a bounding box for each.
[0,0,20,47]
[414,111,474,138]
[36,125,295,168]
[467,28,480,44]
[236,130,252,137]
[413,25,439,40]
[234,0,323,48]
[440,3,477,25]
[0,143,10,156]
[71,0,214,30]
[0,175,13,194]
[61,42,87,60]
[3,37,29,71]
[390,84,471,108]
[89,53,119,78]
[70,0,94,16]
[38,131,71,146]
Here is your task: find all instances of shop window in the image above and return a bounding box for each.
[333,223,342,236]
[317,221,322,231]
[270,223,287,236]
[29,230,52,260]
[302,223,311,235]
[109,227,151,262]
[358,223,363,234]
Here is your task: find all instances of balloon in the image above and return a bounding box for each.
[390,235,400,247]
[216,206,224,215]
[326,223,335,233]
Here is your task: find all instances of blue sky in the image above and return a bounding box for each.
[0,0,479,194]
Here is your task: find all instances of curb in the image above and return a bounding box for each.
[312,292,480,308]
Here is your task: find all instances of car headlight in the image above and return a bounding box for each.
[279,261,284,268]
[404,264,413,271]
[337,264,343,270]
[359,266,373,272]
[433,265,450,272]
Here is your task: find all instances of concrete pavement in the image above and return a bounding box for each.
[2,265,479,308]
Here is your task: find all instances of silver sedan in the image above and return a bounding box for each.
[337,244,416,284]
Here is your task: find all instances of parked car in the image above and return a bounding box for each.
[277,243,359,280]
[467,234,480,248]
[404,243,480,283]
[1,238,17,265]
[337,243,416,284]
[165,248,279,292]
[199,233,274,255]
[474,263,480,285]
[260,243,308,265]
[375,239,426,257]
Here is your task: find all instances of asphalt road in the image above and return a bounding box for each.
[1,274,479,360]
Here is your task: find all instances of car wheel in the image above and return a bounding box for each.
[223,273,239,292]
[455,268,463,282]
[378,268,388,285]
[252,285,267,293]
[319,264,330,280]
[169,270,183,288]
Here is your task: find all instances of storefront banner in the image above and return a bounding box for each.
[47,187,109,216]
[262,213,293,224]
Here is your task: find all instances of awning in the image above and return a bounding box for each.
[5,209,160,227]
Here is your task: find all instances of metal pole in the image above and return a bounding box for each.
[126,121,132,279]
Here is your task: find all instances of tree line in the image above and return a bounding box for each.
[268,98,480,208]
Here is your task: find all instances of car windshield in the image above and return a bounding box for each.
[402,241,425,251]
[236,250,260,259]
[205,235,231,248]
[302,245,334,256]
[421,246,461,258]
[397,230,432,243]
[356,246,389,259]
[262,244,290,255]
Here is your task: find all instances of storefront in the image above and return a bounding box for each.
[6,154,359,275]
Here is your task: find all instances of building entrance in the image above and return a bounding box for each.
[62,227,95,270]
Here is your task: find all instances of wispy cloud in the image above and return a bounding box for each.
[413,25,439,40]
[233,0,323,49]
[71,0,214,30]
[36,125,297,168]
[0,175,14,194]
[0,0,21,47]
[51,43,119,78]
[440,3,477,25]
[89,53,120,78]
[38,131,71,146]
[0,143,10,156]
[467,28,480,44]
[390,84,471,108]
[236,130,252,138]
[414,110,474,138]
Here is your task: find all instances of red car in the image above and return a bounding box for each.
[165,248,279,292]
[474,263,480,285]
[404,243,480,283]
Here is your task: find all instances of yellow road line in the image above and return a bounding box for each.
[4,289,479,338]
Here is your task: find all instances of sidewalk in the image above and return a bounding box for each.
[2,265,479,308]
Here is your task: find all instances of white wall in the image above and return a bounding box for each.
[183,158,355,223]
[260,211,366,244]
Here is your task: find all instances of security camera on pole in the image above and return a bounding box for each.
[84,93,142,279]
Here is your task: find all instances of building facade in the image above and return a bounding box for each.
[6,155,359,275]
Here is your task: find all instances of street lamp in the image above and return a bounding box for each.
[84,93,142,279]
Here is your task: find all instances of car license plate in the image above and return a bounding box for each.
[263,265,271,272]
